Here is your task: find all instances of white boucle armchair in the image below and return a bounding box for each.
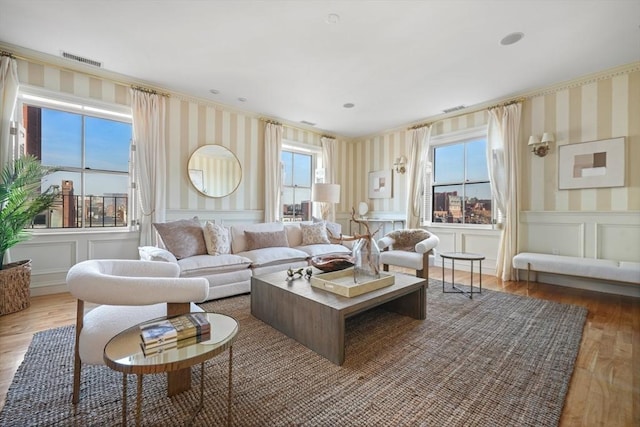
[377,229,439,279]
[66,259,209,404]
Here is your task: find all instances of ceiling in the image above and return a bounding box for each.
[0,0,638,138]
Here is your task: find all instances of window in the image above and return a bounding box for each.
[281,142,322,221]
[281,150,312,221]
[16,89,132,229]
[423,127,494,226]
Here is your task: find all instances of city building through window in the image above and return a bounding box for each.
[424,128,495,226]
[17,90,132,229]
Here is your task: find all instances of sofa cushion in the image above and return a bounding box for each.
[245,229,289,251]
[203,221,231,255]
[237,247,308,267]
[295,244,351,257]
[284,222,304,247]
[301,222,331,245]
[177,254,252,277]
[230,222,284,253]
[153,217,207,259]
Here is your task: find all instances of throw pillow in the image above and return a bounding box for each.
[387,229,431,252]
[152,217,207,259]
[301,222,331,245]
[203,221,231,255]
[311,217,342,238]
[244,230,289,251]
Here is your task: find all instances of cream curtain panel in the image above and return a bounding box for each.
[0,55,19,171]
[406,126,431,228]
[487,102,522,281]
[321,136,338,221]
[131,89,167,246]
[264,122,283,223]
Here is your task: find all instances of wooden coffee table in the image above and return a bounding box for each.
[104,312,238,427]
[251,270,427,365]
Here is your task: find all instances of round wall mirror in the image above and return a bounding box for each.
[188,145,242,198]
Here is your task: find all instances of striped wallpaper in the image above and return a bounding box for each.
[349,110,491,216]
[521,68,640,212]
[12,56,640,223]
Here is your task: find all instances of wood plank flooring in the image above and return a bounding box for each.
[0,268,638,426]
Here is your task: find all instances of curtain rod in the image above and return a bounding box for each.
[131,85,170,98]
[1,50,15,58]
[259,117,341,140]
[261,118,282,126]
[406,97,526,131]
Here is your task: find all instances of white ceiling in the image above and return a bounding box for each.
[1,0,638,138]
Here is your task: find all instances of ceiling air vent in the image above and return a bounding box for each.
[61,51,102,68]
[442,105,466,114]
[300,120,316,126]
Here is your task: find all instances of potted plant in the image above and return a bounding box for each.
[0,155,58,315]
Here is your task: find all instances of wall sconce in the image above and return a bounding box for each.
[394,156,407,174]
[528,132,554,157]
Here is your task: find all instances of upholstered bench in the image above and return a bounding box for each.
[512,252,640,287]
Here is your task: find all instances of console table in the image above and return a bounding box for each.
[349,217,406,235]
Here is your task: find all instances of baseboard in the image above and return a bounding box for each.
[30,282,69,297]
[528,271,640,298]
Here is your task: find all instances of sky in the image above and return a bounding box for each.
[39,107,131,195]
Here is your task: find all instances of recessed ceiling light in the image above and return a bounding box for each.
[500,32,524,46]
[209,89,220,94]
[238,97,247,102]
[326,13,340,24]
[343,103,355,109]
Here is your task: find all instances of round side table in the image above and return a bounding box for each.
[104,312,238,427]
[440,252,485,299]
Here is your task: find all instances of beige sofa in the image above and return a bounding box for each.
[139,218,351,300]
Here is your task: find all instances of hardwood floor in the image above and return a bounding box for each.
[0,268,638,426]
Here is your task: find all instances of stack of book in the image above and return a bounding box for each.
[140,313,211,356]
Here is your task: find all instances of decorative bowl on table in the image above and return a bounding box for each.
[310,254,355,272]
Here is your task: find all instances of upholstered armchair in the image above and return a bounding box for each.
[377,229,439,279]
[66,259,209,404]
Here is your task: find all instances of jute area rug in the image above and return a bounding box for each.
[1,280,587,426]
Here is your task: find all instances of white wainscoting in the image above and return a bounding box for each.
[426,226,501,277]
[519,211,640,261]
[8,230,140,296]
[519,211,640,297]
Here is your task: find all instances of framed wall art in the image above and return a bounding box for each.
[368,169,393,199]
[558,137,625,190]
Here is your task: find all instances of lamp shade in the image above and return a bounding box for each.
[528,135,540,146]
[541,132,555,144]
[312,183,340,203]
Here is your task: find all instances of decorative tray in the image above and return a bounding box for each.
[310,268,395,297]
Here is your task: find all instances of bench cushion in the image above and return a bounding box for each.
[513,252,640,284]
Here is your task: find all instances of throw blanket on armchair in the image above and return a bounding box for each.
[386,229,432,252]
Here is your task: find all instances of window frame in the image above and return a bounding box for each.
[423,125,498,230]
[15,85,135,233]
[281,140,322,221]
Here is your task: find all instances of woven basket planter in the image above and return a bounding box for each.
[0,259,32,316]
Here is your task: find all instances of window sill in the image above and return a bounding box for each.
[30,227,138,236]
[425,223,500,232]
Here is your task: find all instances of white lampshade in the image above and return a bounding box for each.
[541,132,555,144]
[528,135,540,146]
[312,183,340,203]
